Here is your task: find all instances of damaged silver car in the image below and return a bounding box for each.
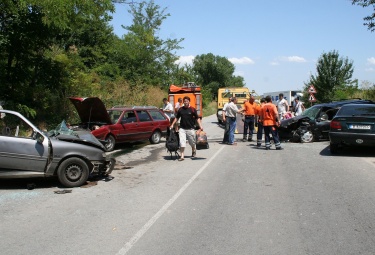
[0,109,115,187]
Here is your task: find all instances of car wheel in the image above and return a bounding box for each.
[330,143,339,154]
[57,157,89,187]
[105,135,116,152]
[150,130,161,144]
[301,131,314,143]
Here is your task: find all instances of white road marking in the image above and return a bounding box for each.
[116,145,226,255]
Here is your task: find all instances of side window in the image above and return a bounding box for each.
[325,108,338,120]
[136,110,151,122]
[148,110,167,121]
[0,112,33,138]
[108,110,122,124]
[122,111,137,123]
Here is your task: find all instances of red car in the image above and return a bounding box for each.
[69,97,170,151]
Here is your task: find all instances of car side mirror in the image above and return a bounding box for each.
[35,132,44,144]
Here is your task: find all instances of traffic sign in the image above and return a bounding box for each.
[308,93,317,102]
[308,85,317,93]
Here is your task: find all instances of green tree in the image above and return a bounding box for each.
[352,0,375,32]
[192,53,245,97]
[0,0,115,121]
[304,50,358,103]
[116,0,183,86]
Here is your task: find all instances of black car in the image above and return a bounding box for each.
[329,104,375,154]
[278,99,375,143]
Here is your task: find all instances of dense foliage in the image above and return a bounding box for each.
[0,0,244,127]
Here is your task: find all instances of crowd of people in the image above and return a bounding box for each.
[164,93,305,160]
[221,93,305,150]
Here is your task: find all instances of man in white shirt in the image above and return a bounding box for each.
[221,97,232,143]
[162,98,174,120]
[277,93,289,120]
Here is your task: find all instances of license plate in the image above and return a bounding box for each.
[349,124,371,130]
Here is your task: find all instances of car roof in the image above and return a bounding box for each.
[109,106,159,111]
[312,99,375,108]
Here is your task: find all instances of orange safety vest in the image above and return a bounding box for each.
[243,101,257,115]
[261,103,278,126]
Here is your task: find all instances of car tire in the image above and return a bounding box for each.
[150,130,161,144]
[330,143,339,154]
[301,130,314,143]
[57,157,89,187]
[105,135,116,152]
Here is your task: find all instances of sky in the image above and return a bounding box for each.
[110,0,375,95]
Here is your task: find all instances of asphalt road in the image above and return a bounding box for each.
[1,114,375,255]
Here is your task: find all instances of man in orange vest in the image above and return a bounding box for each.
[260,96,283,150]
[239,95,257,142]
[255,97,266,147]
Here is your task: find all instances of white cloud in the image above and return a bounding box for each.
[175,55,195,66]
[284,56,307,63]
[367,57,375,65]
[228,57,255,65]
[270,56,306,65]
[365,67,375,72]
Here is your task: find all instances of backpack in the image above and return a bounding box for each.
[166,129,180,159]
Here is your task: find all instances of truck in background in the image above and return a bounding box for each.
[262,90,303,108]
[168,82,202,118]
[216,87,253,133]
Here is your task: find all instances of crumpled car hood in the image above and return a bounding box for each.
[280,115,310,129]
[48,120,106,151]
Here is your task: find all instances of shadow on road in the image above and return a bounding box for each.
[320,145,375,157]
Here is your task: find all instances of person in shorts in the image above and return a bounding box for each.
[170,96,203,161]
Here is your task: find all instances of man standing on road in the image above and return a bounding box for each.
[255,97,266,147]
[277,93,289,120]
[260,96,282,150]
[221,96,232,144]
[170,96,203,161]
[225,97,241,145]
[239,95,257,142]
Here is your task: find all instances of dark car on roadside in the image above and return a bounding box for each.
[278,99,375,143]
[0,109,115,187]
[329,104,375,154]
[69,97,170,151]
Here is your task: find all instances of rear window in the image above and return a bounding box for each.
[148,110,167,121]
[337,105,375,116]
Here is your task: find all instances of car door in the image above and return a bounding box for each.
[135,110,154,140]
[315,107,338,139]
[0,112,49,172]
[116,110,142,142]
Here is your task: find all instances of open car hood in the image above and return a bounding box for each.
[69,97,112,124]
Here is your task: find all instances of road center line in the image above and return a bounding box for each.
[116,145,226,255]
